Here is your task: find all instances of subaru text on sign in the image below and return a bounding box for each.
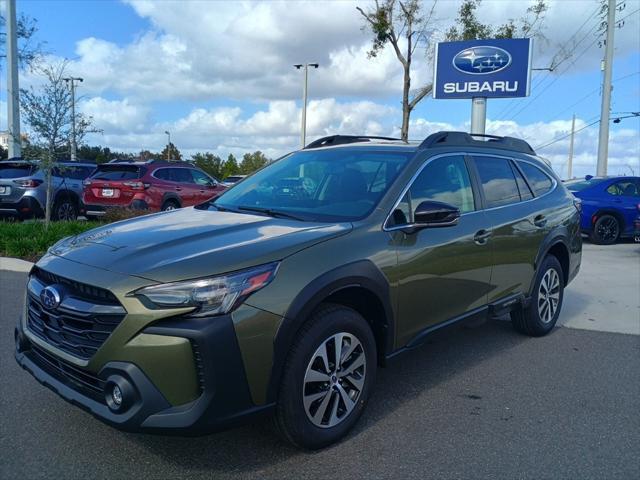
[433,38,533,99]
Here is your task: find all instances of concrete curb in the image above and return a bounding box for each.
[0,257,35,273]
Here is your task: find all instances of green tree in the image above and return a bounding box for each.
[139,150,161,162]
[20,61,100,226]
[160,142,182,161]
[239,151,268,174]
[222,153,239,179]
[445,0,548,41]
[191,152,223,179]
[357,0,437,141]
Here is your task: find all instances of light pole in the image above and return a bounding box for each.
[596,0,616,176]
[63,77,84,161]
[294,63,318,148]
[164,131,171,161]
[6,0,21,158]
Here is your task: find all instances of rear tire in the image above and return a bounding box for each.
[512,255,564,337]
[161,199,179,211]
[275,304,376,450]
[590,214,620,245]
[52,198,78,221]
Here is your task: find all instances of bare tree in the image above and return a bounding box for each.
[20,61,100,226]
[0,13,46,69]
[357,0,437,141]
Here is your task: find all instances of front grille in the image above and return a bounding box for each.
[28,343,106,403]
[32,267,118,303]
[26,269,126,360]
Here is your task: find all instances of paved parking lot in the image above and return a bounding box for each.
[1,242,638,479]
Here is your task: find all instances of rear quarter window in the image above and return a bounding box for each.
[518,161,554,196]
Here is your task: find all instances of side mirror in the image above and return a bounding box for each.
[413,200,460,228]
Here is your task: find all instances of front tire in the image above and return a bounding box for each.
[512,255,564,337]
[275,304,376,450]
[590,214,620,245]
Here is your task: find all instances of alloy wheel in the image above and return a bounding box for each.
[57,202,76,221]
[538,268,560,324]
[596,216,619,243]
[302,332,366,428]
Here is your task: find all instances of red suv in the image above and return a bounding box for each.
[82,161,226,218]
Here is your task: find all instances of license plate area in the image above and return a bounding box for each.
[101,188,115,197]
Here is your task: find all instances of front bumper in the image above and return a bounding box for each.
[15,312,274,434]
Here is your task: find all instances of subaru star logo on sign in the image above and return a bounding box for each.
[433,38,532,99]
[40,286,62,310]
[452,46,512,74]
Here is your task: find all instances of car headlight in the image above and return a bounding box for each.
[133,262,279,317]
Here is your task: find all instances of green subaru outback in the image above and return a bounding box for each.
[15,132,581,449]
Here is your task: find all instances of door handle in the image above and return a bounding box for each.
[175,187,182,191]
[474,229,492,245]
[533,214,547,228]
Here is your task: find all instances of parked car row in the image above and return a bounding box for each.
[0,159,229,221]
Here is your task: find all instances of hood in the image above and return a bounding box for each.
[48,207,351,282]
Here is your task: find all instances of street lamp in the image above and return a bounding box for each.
[294,63,319,148]
[164,130,171,161]
[63,77,84,161]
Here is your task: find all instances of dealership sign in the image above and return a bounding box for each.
[433,38,532,99]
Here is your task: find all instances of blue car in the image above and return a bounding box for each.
[566,176,640,244]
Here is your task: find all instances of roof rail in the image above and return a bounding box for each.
[304,135,404,149]
[420,131,536,155]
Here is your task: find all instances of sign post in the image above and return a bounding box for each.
[433,39,533,135]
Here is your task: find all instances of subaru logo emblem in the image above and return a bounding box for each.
[41,286,62,310]
[452,46,512,75]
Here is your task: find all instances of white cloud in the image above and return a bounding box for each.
[80,95,638,179]
[79,97,150,133]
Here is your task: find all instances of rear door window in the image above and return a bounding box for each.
[474,156,521,208]
[0,163,36,178]
[517,161,554,196]
[171,168,194,184]
[91,165,144,180]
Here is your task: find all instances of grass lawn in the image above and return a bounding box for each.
[0,221,102,262]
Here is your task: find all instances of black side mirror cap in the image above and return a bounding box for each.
[412,200,460,228]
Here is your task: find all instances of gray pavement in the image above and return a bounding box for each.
[1,243,639,479]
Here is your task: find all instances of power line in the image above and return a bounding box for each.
[548,71,640,120]
[534,113,638,151]
[506,29,601,122]
[493,4,602,122]
[535,118,600,150]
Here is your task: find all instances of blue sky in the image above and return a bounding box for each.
[3,0,640,177]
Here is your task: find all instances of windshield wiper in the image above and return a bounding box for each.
[237,205,306,221]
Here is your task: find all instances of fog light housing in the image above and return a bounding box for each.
[104,377,135,412]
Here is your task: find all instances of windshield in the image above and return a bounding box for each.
[210,148,413,222]
[566,178,606,192]
[91,165,145,180]
[0,163,37,179]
